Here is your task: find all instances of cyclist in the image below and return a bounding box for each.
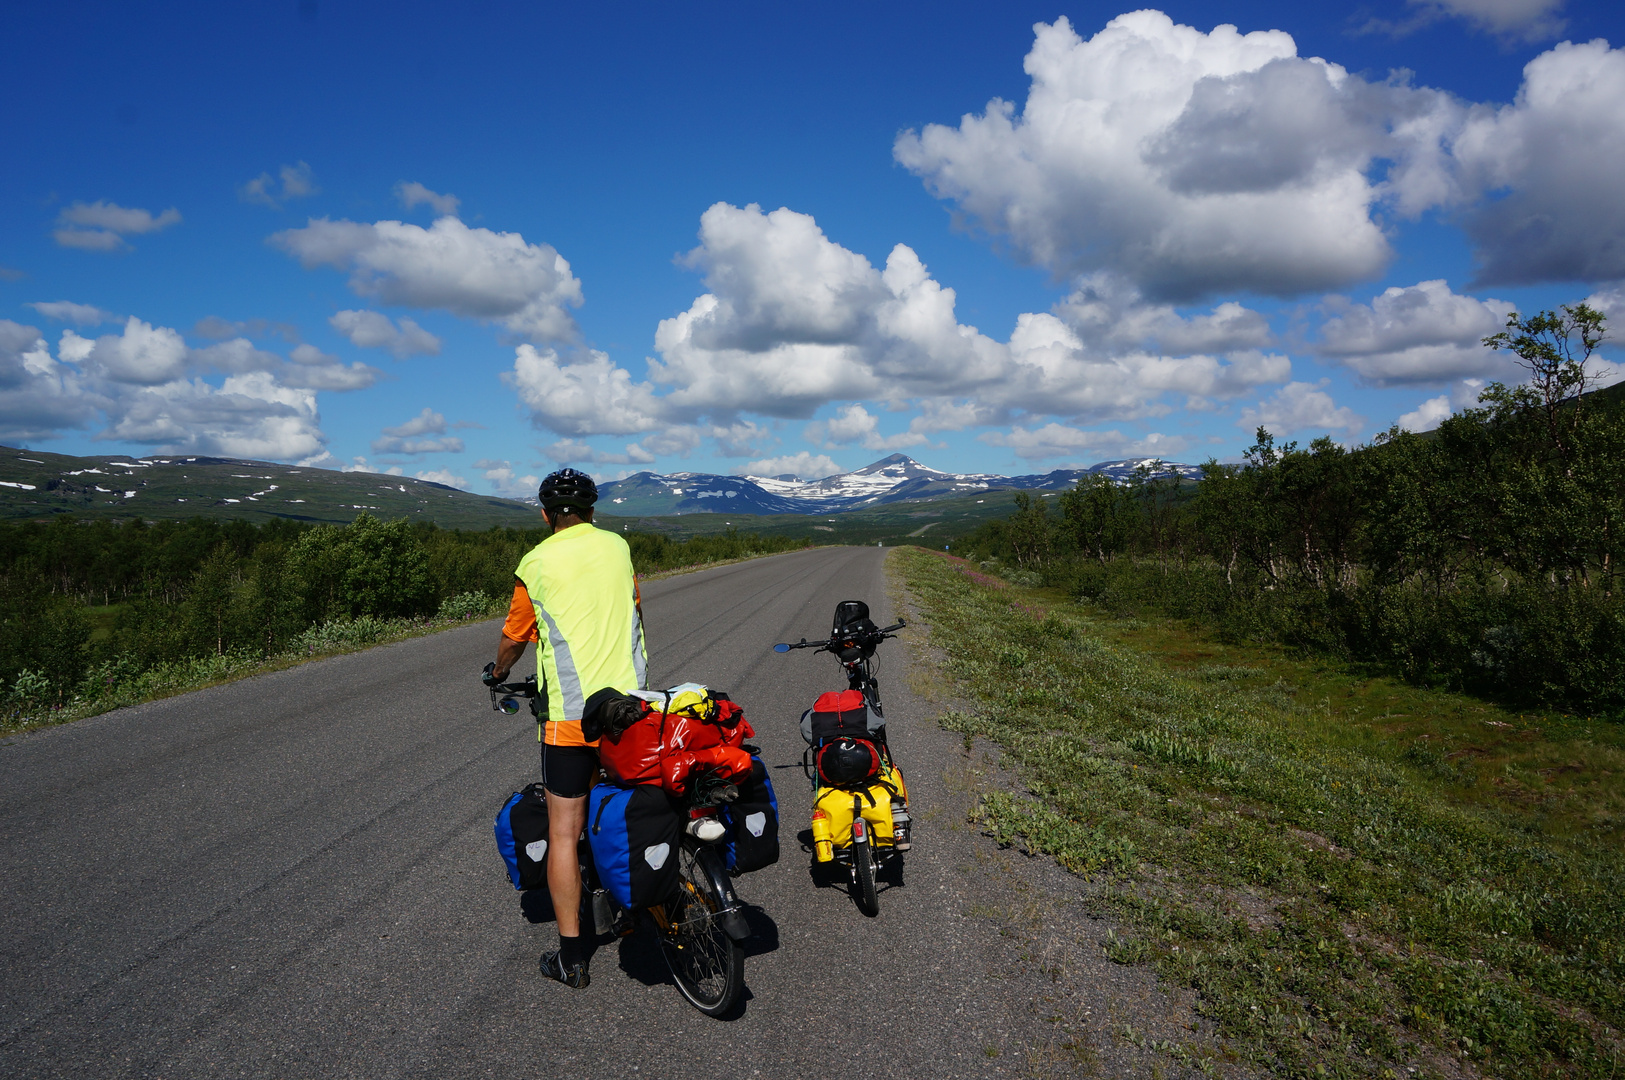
[487,467,647,988]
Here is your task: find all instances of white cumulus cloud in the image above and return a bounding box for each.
[1238,381,1365,439]
[54,201,182,251]
[1408,0,1567,40]
[340,456,405,476]
[741,451,844,479]
[395,182,460,217]
[372,408,465,455]
[1318,279,1516,385]
[1395,378,1492,433]
[1453,39,1625,287]
[272,215,582,342]
[0,320,98,441]
[894,12,1464,301]
[1585,281,1625,320]
[280,344,381,391]
[192,316,299,342]
[414,468,467,489]
[506,345,666,436]
[101,371,326,461]
[329,309,442,358]
[505,202,1292,460]
[896,11,1625,301]
[240,162,318,208]
[476,459,542,499]
[649,202,1287,427]
[1397,395,1453,433]
[804,403,929,452]
[28,301,115,326]
[544,439,656,466]
[1,313,385,459]
[980,424,1190,464]
[60,318,189,385]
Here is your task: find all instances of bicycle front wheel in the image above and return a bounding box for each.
[659,840,744,1016]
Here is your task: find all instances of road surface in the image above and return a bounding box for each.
[1,546,1211,1078]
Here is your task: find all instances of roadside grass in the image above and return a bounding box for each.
[0,591,505,739]
[895,547,1624,1080]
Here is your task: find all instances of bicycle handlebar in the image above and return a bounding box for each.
[772,618,905,654]
[484,662,539,715]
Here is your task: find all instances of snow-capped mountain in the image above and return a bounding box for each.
[750,454,1002,505]
[597,453,1200,516]
[1087,458,1205,483]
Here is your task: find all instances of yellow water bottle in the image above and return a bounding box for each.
[811,808,834,862]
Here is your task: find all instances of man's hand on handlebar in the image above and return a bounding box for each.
[482,661,505,687]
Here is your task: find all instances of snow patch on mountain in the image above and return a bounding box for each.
[597,453,1201,516]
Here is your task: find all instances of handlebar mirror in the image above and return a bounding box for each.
[498,696,521,715]
[772,643,791,653]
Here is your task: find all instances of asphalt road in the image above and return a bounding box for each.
[0,546,1207,1079]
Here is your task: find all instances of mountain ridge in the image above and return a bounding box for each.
[598,452,1201,516]
[0,445,1202,525]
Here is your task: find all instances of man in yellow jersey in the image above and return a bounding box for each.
[487,467,646,988]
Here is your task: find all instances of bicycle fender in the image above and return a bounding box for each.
[692,843,751,942]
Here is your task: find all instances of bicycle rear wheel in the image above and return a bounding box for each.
[659,840,744,1016]
[852,840,880,917]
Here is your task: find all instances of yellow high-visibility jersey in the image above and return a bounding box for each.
[511,523,646,747]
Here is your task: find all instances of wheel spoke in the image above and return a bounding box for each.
[658,840,743,1014]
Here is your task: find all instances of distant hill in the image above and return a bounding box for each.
[0,446,539,528]
[0,445,1204,531]
[598,452,1202,516]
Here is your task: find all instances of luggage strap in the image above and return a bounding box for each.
[592,790,617,835]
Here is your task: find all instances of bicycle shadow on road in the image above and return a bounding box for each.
[609,906,779,1020]
[797,828,907,894]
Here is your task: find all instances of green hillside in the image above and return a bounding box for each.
[0,443,1064,541]
[0,446,539,529]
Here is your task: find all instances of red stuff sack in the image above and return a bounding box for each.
[801,689,880,745]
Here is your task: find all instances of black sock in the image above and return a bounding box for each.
[558,933,584,968]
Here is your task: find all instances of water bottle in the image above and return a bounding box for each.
[891,800,911,851]
[811,808,834,862]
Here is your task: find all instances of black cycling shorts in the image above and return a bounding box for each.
[540,743,599,799]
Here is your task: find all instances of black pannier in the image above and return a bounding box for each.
[494,782,551,891]
[719,757,779,873]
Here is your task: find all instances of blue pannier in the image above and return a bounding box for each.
[494,782,550,891]
[586,782,682,911]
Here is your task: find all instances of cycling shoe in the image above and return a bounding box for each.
[540,948,591,989]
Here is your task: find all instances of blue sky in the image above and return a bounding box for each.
[3,0,1623,495]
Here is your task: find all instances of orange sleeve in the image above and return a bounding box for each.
[501,579,540,642]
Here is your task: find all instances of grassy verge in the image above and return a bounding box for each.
[0,591,506,739]
[895,546,1624,1080]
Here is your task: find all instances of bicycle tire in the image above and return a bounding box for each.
[852,840,880,917]
[659,840,744,1016]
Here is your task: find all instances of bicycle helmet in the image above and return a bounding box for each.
[537,468,598,512]
[816,736,881,786]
